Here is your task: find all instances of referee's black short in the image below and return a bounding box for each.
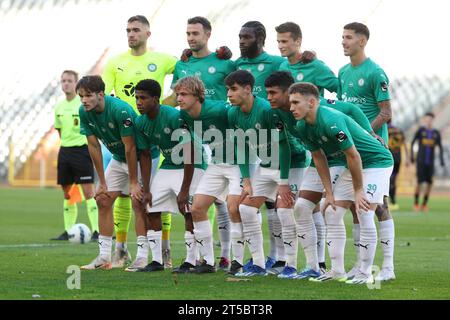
[57,145,94,185]
[416,163,434,184]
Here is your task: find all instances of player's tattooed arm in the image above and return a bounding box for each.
[371,100,392,132]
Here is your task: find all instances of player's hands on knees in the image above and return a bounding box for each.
[180,48,193,62]
[142,191,152,209]
[277,184,294,207]
[216,46,232,60]
[94,183,110,200]
[321,193,336,214]
[372,133,387,148]
[240,178,253,203]
[355,189,371,213]
[129,183,143,202]
[300,50,316,64]
[177,189,190,215]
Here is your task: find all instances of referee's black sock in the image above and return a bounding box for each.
[414,193,419,205]
[422,195,429,206]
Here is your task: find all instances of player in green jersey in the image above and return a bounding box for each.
[168,16,236,269]
[132,79,204,272]
[289,82,393,284]
[263,71,315,278]
[102,15,175,268]
[76,76,147,271]
[276,22,338,96]
[339,22,395,281]
[52,70,99,242]
[173,76,238,274]
[225,70,291,276]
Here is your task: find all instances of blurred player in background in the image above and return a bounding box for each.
[387,120,410,210]
[51,70,99,241]
[338,22,396,281]
[411,112,445,212]
[102,15,176,268]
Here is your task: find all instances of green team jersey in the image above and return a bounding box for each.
[279,59,339,96]
[180,99,233,165]
[235,52,285,98]
[79,95,141,163]
[272,108,310,169]
[293,106,393,169]
[227,96,290,179]
[319,98,373,134]
[54,96,87,147]
[102,50,175,159]
[338,58,391,142]
[171,53,236,101]
[135,105,202,170]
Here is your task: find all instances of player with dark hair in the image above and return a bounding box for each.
[411,112,445,212]
[338,22,396,281]
[276,22,338,95]
[76,75,147,270]
[102,15,176,269]
[225,70,291,276]
[133,78,203,272]
[51,70,99,242]
[289,82,393,284]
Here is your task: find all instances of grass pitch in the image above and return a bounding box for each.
[0,187,449,300]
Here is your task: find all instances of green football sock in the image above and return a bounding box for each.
[63,199,78,231]
[85,198,99,233]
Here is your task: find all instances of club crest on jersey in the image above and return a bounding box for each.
[108,122,115,129]
[358,78,365,86]
[257,64,265,72]
[208,66,216,74]
[335,130,347,142]
[164,127,171,134]
[296,73,304,81]
[123,118,133,128]
[148,63,157,72]
[255,123,261,129]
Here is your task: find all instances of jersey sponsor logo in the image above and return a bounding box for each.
[358,78,365,86]
[147,63,157,72]
[108,122,115,129]
[117,67,124,72]
[123,118,133,128]
[335,130,348,142]
[204,88,216,96]
[380,81,389,92]
[257,64,265,72]
[296,73,304,81]
[122,82,135,97]
[208,66,216,74]
[181,69,188,76]
[348,82,354,88]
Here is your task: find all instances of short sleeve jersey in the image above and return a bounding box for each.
[135,105,196,169]
[227,96,283,169]
[54,96,87,147]
[293,106,393,169]
[79,95,140,163]
[180,99,233,165]
[235,52,285,98]
[279,58,339,96]
[319,98,373,134]
[338,58,390,142]
[272,108,310,169]
[172,53,236,101]
[102,50,177,107]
